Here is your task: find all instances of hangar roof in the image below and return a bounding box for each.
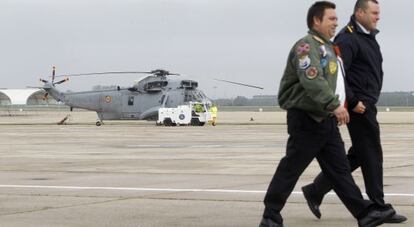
[0,89,45,105]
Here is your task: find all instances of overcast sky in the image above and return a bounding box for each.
[0,0,412,98]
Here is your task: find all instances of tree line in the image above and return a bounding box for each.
[214,92,414,106]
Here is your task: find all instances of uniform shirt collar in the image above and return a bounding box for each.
[308,29,334,45]
[350,15,380,36]
[356,21,370,34]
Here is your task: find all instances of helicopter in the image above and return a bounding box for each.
[37,67,263,126]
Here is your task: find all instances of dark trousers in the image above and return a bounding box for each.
[263,109,372,224]
[311,103,386,206]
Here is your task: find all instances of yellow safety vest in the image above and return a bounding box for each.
[210,106,217,118]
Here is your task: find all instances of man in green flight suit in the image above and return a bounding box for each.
[259,1,395,227]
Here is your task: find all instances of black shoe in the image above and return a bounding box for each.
[259,218,284,227]
[358,208,396,227]
[384,213,407,223]
[302,185,321,219]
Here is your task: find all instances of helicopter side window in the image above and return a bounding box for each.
[181,80,198,89]
[145,81,168,91]
[128,96,134,106]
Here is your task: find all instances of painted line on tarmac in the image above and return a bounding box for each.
[125,144,279,148]
[0,185,413,197]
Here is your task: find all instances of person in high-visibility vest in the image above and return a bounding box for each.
[194,103,204,113]
[210,104,217,126]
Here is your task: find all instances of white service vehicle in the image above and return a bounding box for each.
[157,102,212,126]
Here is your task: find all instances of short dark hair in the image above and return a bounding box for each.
[307,1,336,29]
[354,0,379,13]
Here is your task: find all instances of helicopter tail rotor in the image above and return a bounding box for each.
[37,67,69,100]
[39,66,70,85]
[52,66,56,83]
[53,77,69,85]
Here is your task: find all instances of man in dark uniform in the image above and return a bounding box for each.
[259,2,395,227]
[301,0,407,223]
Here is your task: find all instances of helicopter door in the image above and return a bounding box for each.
[98,92,122,120]
[121,95,139,119]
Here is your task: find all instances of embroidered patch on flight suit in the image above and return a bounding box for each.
[329,61,337,74]
[299,55,311,69]
[296,42,310,56]
[319,45,327,58]
[321,58,328,68]
[305,67,318,79]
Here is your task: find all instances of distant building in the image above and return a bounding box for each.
[251,95,278,106]
[0,89,58,105]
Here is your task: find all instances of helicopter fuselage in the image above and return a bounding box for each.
[43,75,212,121]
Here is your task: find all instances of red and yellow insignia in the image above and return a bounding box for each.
[305,67,318,79]
[105,95,112,103]
[296,42,310,56]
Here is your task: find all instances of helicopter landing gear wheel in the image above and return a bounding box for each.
[96,121,102,126]
[191,118,204,126]
[164,118,173,126]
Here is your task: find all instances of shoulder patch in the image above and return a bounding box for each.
[305,67,318,79]
[299,55,311,70]
[296,42,310,56]
[346,25,354,33]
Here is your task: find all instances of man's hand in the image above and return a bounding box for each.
[333,105,349,126]
[352,101,366,114]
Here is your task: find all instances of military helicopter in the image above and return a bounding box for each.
[38,67,263,126]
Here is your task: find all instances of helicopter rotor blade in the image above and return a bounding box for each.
[53,77,69,85]
[214,79,264,90]
[52,66,56,83]
[55,69,180,78]
[55,71,152,78]
[149,69,180,77]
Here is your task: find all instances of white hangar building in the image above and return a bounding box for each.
[0,89,57,105]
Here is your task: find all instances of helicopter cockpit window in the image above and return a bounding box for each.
[145,81,168,91]
[181,80,198,89]
[184,90,207,102]
[128,96,134,106]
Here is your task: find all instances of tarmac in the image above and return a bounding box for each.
[0,109,413,227]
